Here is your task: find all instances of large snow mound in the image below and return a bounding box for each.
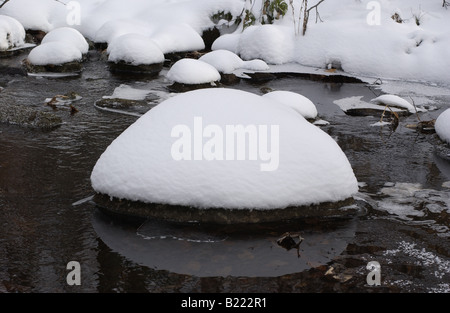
[436,109,450,145]
[107,33,164,65]
[42,27,89,54]
[0,15,25,50]
[263,91,318,120]
[199,49,269,74]
[91,88,358,210]
[166,59,221,85]
[27,41,82,65]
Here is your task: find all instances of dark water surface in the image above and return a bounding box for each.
[0,50,449,293]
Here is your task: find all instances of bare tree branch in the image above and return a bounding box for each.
[0,0,11,10]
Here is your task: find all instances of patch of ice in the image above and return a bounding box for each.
[334,96,403,113]
[370,121,391,127]
[103,84,152,101]
[313,120,330,126]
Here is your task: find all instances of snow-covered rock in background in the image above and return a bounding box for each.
[237,25,295,65]
[91,88,358,209]
[199,49,269,74]
[0,15,25,50]
[436,109,450,145]
[211,33,240,53]
[27,41,82,66]
[107,33,164,66]
[41,27,89,54]
[263,91,318,120]
[94,19,152,44]
[371,95,425,113]
[150,23,205,54]
[166,59,221,85]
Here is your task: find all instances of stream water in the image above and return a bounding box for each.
[0,49,449,293]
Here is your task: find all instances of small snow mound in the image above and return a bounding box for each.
[0,15,25,50]
[91,88,358,210]
[42,27,89,54]
[263,91,318,119]
[242,59,270,71]
[199,49,269,74]
[28,41,82,66]
[166,59,221,85]
[371,95,424,113]
[107,33,164,66]
[199,50,243,74]
[436,108,450,145]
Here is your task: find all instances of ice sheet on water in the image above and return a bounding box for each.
[375,182,450,236]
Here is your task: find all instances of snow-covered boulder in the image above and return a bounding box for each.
[0,15,25,51]
[166,58,221,91]
[199,49,269,74]
[41,27,89,55]
[107,33,165,75]
[371,95,426,113]
[26,41,82,73]
[263,91,318,120]
[436,108,450,145]
[91,88,358,223]
[150,23,205,54]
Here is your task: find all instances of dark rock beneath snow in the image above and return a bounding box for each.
[95,98,148,109]
[108,61,164,76]
[93,193,357,225]
[24,59,83,74]
[168,81,220,93]
[344,108,411,117]
[220,73,240,85]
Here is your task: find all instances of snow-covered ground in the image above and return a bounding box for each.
[1,0,449,84]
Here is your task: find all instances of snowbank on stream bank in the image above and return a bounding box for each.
[1,0,450,84]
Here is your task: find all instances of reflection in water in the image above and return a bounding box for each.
[92,209,357,277]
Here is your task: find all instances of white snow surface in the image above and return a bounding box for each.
[2,0,450,83]
[436,109,450,145]
[107,33,164,65]
[262,91,318,119]
[0,15,25,50]
[41,27,89,54]
[166,59,221,85]
[371,95,423,113]
[27,41,82,66]
[199,49,269,74]
[91,88,359,209]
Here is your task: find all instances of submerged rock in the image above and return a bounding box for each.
[0,104,62,130]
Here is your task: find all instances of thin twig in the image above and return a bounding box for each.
[409,96,421,122]
[0,0,10,9]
